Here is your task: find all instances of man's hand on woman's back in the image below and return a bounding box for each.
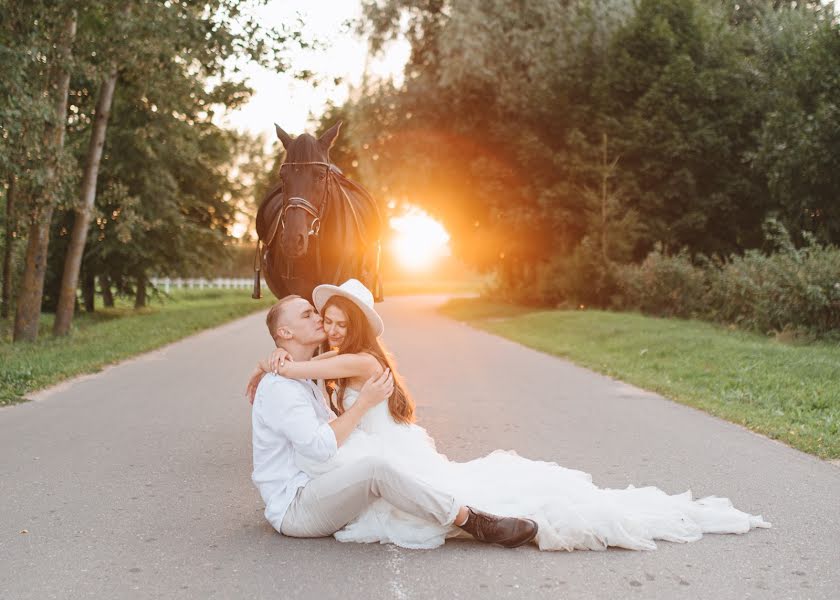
[247,348,296,404]
[246,366,267,405]
[356,369,393,410]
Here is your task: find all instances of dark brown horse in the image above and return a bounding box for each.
[253,122,383,302]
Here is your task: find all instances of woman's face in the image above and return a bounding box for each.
[323,304,348,350]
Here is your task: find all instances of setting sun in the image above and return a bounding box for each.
[390,208,451,271]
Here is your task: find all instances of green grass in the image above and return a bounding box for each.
[0,289,273,405]
[440,297,840,460]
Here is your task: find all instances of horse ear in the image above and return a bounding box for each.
[274,123,293,150]
[318,121,342,151]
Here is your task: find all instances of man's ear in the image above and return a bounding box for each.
[278,327,292,340]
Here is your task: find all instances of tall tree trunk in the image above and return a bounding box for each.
[601,133,609,265]
[54,63,119,336]
[100,274,114,307]
[13,11,77,342]
[1,176,16,319]
[82,270,95,313]
[134,275,146,309]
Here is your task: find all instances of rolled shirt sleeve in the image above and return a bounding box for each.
[257,377,338,464]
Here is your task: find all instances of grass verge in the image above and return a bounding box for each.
[440,297,840,460]
[0,289,273,405]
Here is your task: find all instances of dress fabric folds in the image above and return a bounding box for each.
[295,389,770,551]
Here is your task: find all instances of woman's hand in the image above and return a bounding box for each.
[356,368,393,410]
[268,348,294,374]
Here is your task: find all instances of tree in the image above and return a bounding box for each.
[4,0,298,331]
[54,2,129,335]
[0,0,59,322]
[600,0,768,257]
[345,0,827,307]
[752,4,840,245]
[351,0,635,286]
[587,134,639,266]
[13,9,77,342]
[1,176,16,318]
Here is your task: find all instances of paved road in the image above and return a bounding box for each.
[1,295,838,599]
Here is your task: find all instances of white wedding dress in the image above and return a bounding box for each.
[295,388,770,551]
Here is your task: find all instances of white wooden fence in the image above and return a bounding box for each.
[150,277,257,292]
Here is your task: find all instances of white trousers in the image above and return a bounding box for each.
[281,456,460,537]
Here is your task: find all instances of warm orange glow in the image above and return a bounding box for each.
[231,219,249,239]
[390,208,450,271]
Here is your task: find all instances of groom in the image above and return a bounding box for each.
[250,294,539,547]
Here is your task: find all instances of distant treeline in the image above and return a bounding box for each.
[322,0,839,336]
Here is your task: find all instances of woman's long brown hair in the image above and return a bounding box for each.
[323,295,415,424]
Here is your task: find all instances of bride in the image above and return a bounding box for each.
[247,280,770,551]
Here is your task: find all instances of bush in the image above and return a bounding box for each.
[497,221,840,339]
[708,243,840,337]
[534,238,619,308]
[613,228,840,337]
[613,249,709,318]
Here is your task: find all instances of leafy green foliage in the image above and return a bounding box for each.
[613,221,840,337]
[337,0,840,333]
[614,248,711,317]
[751,7,840,245]
[1,0,297,325]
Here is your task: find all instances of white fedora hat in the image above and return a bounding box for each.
[312,279,384,337]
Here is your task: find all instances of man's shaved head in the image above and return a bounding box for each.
[266,295,302,344]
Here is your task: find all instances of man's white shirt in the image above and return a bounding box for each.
[251,373,337,531]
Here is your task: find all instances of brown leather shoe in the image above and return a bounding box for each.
[458,507,538,548]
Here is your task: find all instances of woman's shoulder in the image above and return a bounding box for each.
[347,351,383,374]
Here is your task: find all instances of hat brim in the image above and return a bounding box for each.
[312,284,384,337]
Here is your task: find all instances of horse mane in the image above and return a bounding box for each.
[325,169,382,249]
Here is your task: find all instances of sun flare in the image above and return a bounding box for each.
[390,209,450,271]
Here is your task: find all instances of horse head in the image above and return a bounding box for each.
[255,120,382,302]
[273,122,341,259]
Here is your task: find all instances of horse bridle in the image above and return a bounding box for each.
[254,160,335,287]
[263,161,332,250]
[252,159,379,300]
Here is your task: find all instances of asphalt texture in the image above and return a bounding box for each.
[1,295,838,599]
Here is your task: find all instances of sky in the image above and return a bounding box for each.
[220,1,434,251]
[219,0,410,140]
[220,0,837,261]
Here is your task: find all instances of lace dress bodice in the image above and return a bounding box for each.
[342,388,397,435]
